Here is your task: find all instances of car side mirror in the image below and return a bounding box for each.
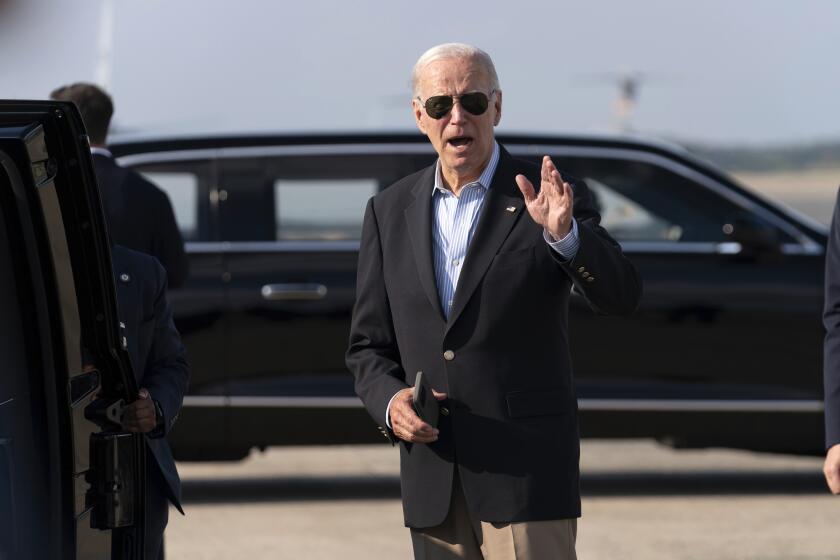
[722,214,782,256]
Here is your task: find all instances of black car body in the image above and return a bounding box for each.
[1,101,147,558]
[109,132,827,458]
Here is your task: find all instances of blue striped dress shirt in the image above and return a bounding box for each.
[431,143,500,318]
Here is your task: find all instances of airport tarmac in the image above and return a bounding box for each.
[733,166,839,226]
[166,441,840,559]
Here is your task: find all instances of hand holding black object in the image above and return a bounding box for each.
[122,388,157,433]
[389,387,447,444]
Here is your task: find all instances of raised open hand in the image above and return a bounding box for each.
[515,155,574,240]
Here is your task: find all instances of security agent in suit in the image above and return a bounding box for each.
[346,43,641,559]
[112,245,189,559]
[50,83,189,289]
[822,188,840,494]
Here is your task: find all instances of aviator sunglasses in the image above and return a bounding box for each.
[417,90,495,119]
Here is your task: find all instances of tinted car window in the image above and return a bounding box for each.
[131,161,213,242]
[552,156,796,243]
[140,171,199,239]
[218,154,413,241]
[274,179,377,240]
[585,177,682,242]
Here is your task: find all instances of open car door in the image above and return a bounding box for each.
[0,101,145,559]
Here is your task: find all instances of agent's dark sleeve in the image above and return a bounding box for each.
[143,259,190,437]
[551,174,642,315]
[823,187,840,449]
[151,188,189,289]
[346,198,408,430]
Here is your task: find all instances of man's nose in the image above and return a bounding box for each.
[448,98,467,124]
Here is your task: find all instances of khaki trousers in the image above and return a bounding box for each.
[410,474,577,560]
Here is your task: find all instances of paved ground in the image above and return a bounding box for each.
[165,441,840,559]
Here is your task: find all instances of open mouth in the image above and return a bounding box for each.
[447,136,473,148]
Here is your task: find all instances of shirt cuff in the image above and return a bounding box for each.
[544,219,580,261]
[385,391,401,429]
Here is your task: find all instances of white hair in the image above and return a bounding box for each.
[411,43,500,98]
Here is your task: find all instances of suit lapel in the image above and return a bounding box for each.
[446,149,525,331]
[404,165,446,321]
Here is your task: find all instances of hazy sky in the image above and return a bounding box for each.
[2,0,839,144]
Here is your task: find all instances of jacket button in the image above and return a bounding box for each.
[443,350,455,361]
[441,407,450,416]
[577,266,585,273]
[587,276,595,282]
[582,272,590,278]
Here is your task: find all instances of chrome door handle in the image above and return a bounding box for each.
[261,283,328,301]
[715,242,743,255]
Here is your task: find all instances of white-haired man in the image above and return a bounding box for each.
[347,43,641,559]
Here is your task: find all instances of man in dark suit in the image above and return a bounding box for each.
[822,189,840,495]
[50,83,189,288]
[346,43,641,559]
[103,245,189,559]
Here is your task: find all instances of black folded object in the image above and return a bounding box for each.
[412,371,439,428]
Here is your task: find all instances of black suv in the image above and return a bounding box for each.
[110,133,827,459]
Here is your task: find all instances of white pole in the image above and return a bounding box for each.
[95,0,114,90]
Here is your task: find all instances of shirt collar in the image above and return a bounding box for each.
[90,146,113,158]
[432,140,500,197]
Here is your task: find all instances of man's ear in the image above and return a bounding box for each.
[413,99,427,134]
[493,90,503,126]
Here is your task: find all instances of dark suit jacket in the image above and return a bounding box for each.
[823,188,840,449]
[346,146,641,528]
[95,154,189,289]
[112,245,189,513]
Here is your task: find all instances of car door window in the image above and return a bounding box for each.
[274,179,377,240]
[129,160,213,242]
[139,171,199,240]
[218,154,412,242]
[551,156,796,244]
[584,177,683,241]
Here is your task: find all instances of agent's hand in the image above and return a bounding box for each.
[515,155,574,240]
[122,388,157,433]
[389,387,447,443]
[824,443,840,494]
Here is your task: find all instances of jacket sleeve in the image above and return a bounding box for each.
[346,198,409,429]
[143,259,190,437]
[551,175,642,315]
[824,188,840,449]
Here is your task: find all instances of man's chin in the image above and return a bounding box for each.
[442,154,479,175]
